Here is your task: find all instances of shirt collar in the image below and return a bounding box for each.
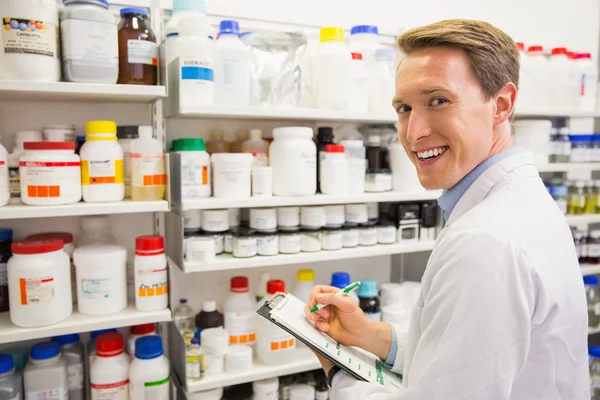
[438,147,524,221]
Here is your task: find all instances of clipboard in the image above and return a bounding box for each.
[256,292,404,392]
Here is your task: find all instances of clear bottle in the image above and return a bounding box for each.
[52,334,84,400]
[130,126,165,201]
[214,20,250,106]
[357,280,381,321]
[230,132,248,153]
[174,298,195,332]
[257,280,296,365]
[185,338,204,382]
[242,129,269,167]
[0,354,22,400]
[77,215,117,247]
[206,130,231,154]
[590,346,600,400]
[348,25,380,71]
[348,53,369,112]
[117,126,139,198]
[584,276,600,328]
[224,276,256,345]
[567,181,586,215]
[292,269,315,304]
[370,48,395,112]
[25,342,68,400]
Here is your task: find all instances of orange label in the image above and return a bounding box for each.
[270,338,295,351]
[27,185,61,198]
[143,174,166,186]
[202,166,208,185]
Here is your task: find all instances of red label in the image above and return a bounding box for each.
[20,161,80,167]
[91,379,129,389]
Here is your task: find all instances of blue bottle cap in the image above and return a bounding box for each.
[331,272,351,289]
[553,185,568,197]
[30,341,60,361]
[219,20,240,36]
[120,7,149,16]
[76,136,86,143]
[52,333,80,346]
[3,348,27,371]
[0,228,13,241]
[546,186,555,196]
[351,25,379,36]
[569,134,591,142]
[590,346,600,358]
[375,48,394,61]
[357,280,378,298]
[90,328,117,340]
[0,354,14,374]
[135,336,163,360]
[584,276,599,286]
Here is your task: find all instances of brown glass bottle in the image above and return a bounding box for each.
[117,8,157,85]
[195,300,224,335]
[0,228,13,313]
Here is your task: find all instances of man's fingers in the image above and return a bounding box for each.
[308,285,342,306]
[315,320,330,332]
[315,292,356,312]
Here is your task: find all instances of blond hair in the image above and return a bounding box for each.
[397,19,520,99]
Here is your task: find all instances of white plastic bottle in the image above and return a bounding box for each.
[126,324,157,359]
[0,354,22,400]
[574,52,598,111]
[320,144,349,195]
[315,27,351,110]
[370,48,396,112]
[77,215,117,246]
[90,332,129,400]
[170,138,211,198]
[224,276,256,345]
[257,280,295,365]
[292,269,315,304]
[348,25,380,71]
[348,53,370,112]
[130,126,165,201]
[24,342,68,400]
[164,0,209,65]
[117,126,138,199]
[134,235,168,312]
[52,334,85,400]
[547,47,571,110]
[178,18,215,108]
[214,20,250,106]
[527,45,550,110]
[516,42,534,111]
[0,144,10,207]
[129,336,170,400]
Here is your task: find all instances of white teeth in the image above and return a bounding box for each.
[417,147,447,160]
[433,148,439,156]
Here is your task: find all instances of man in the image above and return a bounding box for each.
[306,19,589,399]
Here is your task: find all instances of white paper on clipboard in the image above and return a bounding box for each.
[257,292,404,392]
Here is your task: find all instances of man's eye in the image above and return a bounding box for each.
[430,98,448,106]
[397,105,411,113]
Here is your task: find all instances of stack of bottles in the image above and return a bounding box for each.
[589,346,600,399]
[572,227,600,265]
[546,179,600,215]
[585,276,600,330]
[0,222,168,329]
[0,324,169,400]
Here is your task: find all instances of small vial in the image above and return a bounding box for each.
[185,339,204,382]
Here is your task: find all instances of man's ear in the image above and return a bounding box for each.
[494,82,517,126]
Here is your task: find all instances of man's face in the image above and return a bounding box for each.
[393,47,496,190]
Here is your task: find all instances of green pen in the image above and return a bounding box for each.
[309,281,361,313]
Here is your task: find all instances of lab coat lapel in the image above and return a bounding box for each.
[445,152,535,226]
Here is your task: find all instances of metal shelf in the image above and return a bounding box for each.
[581,264,600,276]
[536,163,600,173]
[565,214,600,225]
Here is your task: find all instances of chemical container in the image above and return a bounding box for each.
[77,215,117,246]
[130,126,165,201]
[129,336,170,399]
[164,0,209,65]
[118,8,157,85]
[43,125,76,143]
[90,333,129,399]
[348,53,370,112]
[320,144,349,195]
[257,280,295,365]
[134,235,168,311]
[174,298,195,332]
[88,328,117,364]
[526,46,550,109]
[269,127,317,196]
[24,342,68,400]
[0,229,12,313]
[292,269,315,304]
[224,276,256,345]
[52,334,84,400]
[316,127,334,193]
[358,280,381,321]
[206,131,231,154]
[348,25,380,71]
[547,47,573,110]
[574,53,598,111]
[314,27,350,110]
[127,324,157,359]
[211,153,254,198]
[370,48,396,112]
[214,20,250,106]
[171,139,211,199]
[117,126,139,198]
[195,301,224,332]
[242,129,269,167]
[0,142,8,207]
[0,354,22,400]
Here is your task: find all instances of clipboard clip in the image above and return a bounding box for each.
[267,292,289,310]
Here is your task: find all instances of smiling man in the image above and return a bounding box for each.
[306,19,589,399]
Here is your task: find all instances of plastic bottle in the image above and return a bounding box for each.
[214,20,250,106]
[130,126,166,201]
[129,336,170,399]
[547,47,571,110]
[242,129,269,167]
[117,8,157,85]
[117,126,139,198]
[195,300,224,334]
[315,372,329,400]
[585,276,600,328]
[320,144,349,195]
[358,280,381,321]
[8,154,20,205]
[90,333,129,400]
[348,53,370,112]
[257,280,296,365]
[348,25,380,71]
[0,354,22,400]
[52,334,84,400]
[185,338,204,382]
[224,276,256,345]
[0,228,12,313]
[24,342,68,400]
[127,324,157,359]
[574,53,598,111]
[230,132,248,153]
[370,48,396,112]
[331,272,359,304]
[134,235,168,312]
[292,269,315,304]
[0,143,9,207]
[255,272,271,303]
[78,215,117,246]
[590,346,600,399]
[174,298,195,332]
[170,138,211,199]
[206,131,231,154]
[270,127,317,197]
[316,127,335,193]
[315,27,351,110]
[527,46,550,110]
[88,329,117,365]
[164,0,209,65]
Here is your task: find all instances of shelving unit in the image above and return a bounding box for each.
[0,306,171,344]
[581,264,600,276]
[590,327,600,336]
[565,214,600,225]
[536,163,600,173]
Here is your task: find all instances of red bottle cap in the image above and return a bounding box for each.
[351,52,363,60]
[23,142,75,151]
[130,323,155,335]
[11,239,63,255]
[135,235,165,256]
[528,45,543,53]
[575,53,592,60]
[231,276,249,293]
[515,42,524,51]
[27,232,73,245]
[267,280,285,294]
[96,332,124,357]
[551,47,567,56]
[325,144,345,153]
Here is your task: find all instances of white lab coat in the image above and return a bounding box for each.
[332,152,590,399]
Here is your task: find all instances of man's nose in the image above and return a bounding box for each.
[405,110,431,144]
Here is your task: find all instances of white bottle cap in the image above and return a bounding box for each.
[204,355,225,376]
[138,125,153,139]
[203,300,217,312]
[186,237,216,263]
[249,129,262,140]
[367,135,381,146]
[225,345,252,373]
[201,327,229,356]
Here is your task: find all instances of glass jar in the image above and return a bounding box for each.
[586,180,598,214]
[595,181,600,214]
[117,8,157,85]
[358,223,378,246]
[569,135,590,163]
[585,276,600,328]
[567,180,586,215]
[232,229,257,258]
[590,347,600,400]
[342,224,359,248]
[550,184,567,214]
[256,231,278,256]
[200,232,224,255]
[279,229,301,254]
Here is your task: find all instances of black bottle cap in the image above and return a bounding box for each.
[317,127,334,141]
[421,202,439,228]
[397,203,421,222]
[117,126,139,139]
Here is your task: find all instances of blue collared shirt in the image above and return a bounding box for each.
[384,147,522,368]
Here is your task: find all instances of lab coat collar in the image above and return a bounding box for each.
[445,150,535,226]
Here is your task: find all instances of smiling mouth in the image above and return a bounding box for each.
[415,146,448,161]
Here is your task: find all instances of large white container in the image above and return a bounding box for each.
[370,48,396,112]
[90,332,130,400]
[129,336,170,400]
[60,0,119,84]
[211,153,253,198]
[19,142,81,206]
[513,120,553,164]
[224,276,256,345]
[214,20,250,106]
[291,269,314,304]
[52,333,85,400]
[348,53,370,112]
[257,280,295,365]
[164,0,209,65]
[348,25,380,71]
[388,143,424,192]
[24,342,68,400]
[574,53,598,111]
[516,42,534,111]
[547,47,572,110]
[130,126,165,202]
[269,127,317,196]
[315,27,351,110]
[134,235,168,312]
[171,138,211,199]
[320,144,349,195]
[80,121,124,203]
[74,245,127,315]
[526,46,550,110]
[0,0,60,81]
[8,239,72,327]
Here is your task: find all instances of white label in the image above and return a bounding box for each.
[279,235,301,253]
[0,263,7,285]
[365,311,382,321]
[20,160,81,199]
[127,40,157,65]
[233,239,257,257]
[2,17,57,58]
[19,276,54,305]
[180,53,215,107]
[9,165,20,199]
[89,160,115,179]
[131,153,165,188]
[130,376,169,400]
[135,266,168,299]
[315,391,329,400]
[26,388,66,400]
[67,363,84,390]
[91,380,128,400]
[82,278,111,299]
[365,173,392,192]
[589,244,600,258]
[180,157,209,198]
[61,19,118,65]
[224,311,256,344]
[186,356,202,379]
